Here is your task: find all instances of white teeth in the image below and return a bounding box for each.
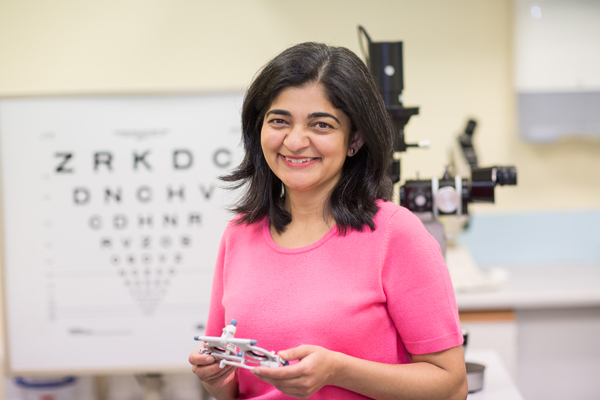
[284,157,315,164]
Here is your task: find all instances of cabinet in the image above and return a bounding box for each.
[456,265,600,400]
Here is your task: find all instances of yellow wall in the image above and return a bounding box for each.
[0,0,599,213]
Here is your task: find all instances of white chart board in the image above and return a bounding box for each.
[0,94,244,374]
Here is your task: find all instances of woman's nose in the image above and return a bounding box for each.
[283,125,310,152]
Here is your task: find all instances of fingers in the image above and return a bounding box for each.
[203,364,237,387]
[192,361,236,386]
[189,348,237,386]
[253,362,304,381]
[279,345,314,362]
[254,371,318,399]
[254,344,316,380]
[189,353,214,366]
[252,345,331,398]
[253,356,317,386]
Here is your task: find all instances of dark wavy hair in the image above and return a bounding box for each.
[222,42,395,234]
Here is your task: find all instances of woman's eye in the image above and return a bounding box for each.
[269,118,287,125]
[315,122,332,129]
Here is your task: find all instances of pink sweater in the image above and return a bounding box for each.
[206,200,463,399]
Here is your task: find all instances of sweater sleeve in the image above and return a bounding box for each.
[381,208,463,355]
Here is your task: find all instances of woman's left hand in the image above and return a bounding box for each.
[252,345,339,399]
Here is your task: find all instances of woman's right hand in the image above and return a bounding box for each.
[189,345,237,387]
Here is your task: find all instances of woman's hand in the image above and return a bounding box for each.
[188,346,237,387]
[251,345,339,399]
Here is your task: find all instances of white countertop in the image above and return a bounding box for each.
[455,264,600,311]
[466,350,523,400]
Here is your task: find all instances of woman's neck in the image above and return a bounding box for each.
[270,188,335,248]
[284,186,333,227]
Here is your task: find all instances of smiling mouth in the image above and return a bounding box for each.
[283,156,319,164]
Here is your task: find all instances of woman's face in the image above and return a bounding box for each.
[260,83,354,198]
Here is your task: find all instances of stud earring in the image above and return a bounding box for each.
[350,148,355,155]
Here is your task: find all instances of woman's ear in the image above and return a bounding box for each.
[347,133,365,156]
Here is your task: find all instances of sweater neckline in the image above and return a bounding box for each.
[262,218,338,254]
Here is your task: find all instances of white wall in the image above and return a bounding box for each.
[514,0,600,92]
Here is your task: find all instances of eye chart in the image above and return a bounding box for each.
[0,93,244,373]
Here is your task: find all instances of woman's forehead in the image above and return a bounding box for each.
[266,83,346,119]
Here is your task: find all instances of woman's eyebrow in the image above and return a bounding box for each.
[308,112,340,124]
[266,109,291,117]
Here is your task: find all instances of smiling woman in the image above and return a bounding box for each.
[189,42,467,400]
[260,83,359,248]
[261,84,355,202]
[226,42,395,236]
